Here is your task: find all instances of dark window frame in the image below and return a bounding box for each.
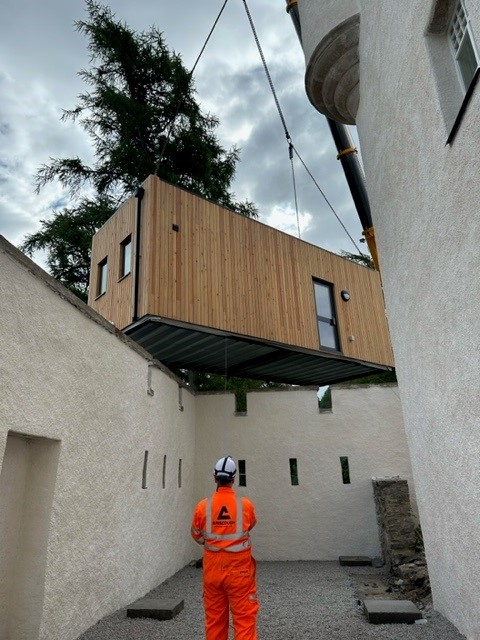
[289,458,299,486]
[119,234,132,280]
[312,279,341,352]
[238,459,247,487]
[96,257,108,298]
[340,456,351,484]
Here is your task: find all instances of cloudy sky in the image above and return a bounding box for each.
[0,0,366,267]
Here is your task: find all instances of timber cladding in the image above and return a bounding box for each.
[88,175,394,367]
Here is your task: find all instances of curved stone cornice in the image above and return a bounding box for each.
[305,14,360,124]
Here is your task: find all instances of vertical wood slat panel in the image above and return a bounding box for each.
[90,176,394,367]
[88,197,136,329]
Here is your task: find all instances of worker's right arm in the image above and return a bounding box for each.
[191,499,207,545]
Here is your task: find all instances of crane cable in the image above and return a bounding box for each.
[155,0,230,176]
[241,0,364,255]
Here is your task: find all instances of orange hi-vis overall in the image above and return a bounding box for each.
[191,486,259,640]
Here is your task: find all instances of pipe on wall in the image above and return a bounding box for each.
[285,0,375,247]
[133,186,145,322]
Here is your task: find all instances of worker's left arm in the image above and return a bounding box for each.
[244,498,257,531]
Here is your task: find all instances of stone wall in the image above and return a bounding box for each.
[372,477,430,604]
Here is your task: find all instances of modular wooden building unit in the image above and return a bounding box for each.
[88,175,394,385]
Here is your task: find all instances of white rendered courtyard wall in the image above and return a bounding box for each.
[297,0,480,636]
[0,237,415,640]
[0,238,198,640]
[194,385,414,561]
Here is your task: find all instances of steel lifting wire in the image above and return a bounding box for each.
[155,0,230,176]
[241,0,364,255]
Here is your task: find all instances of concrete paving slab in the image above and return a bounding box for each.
[338,555,372,566]
[127,597,184,620]
[363,598,423,624]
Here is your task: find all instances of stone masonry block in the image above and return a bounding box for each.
[363,599,423,624]
[127,598,184,620]
[338,556,372,566]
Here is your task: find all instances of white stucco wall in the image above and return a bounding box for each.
[194,385,413,561]
[354,3,480,638]
[0,238,416,640]
[0,240,198,640]
[297,1,480,637]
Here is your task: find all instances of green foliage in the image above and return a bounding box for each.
[318,387,332,409]
[25,0,258,299]
[415,525,424,552]
[183,371,288,412]
[339,456,350,484]
[20,196,115,301]
[347,370,397,385]
[340,250,374,268]
[36,0,257,214]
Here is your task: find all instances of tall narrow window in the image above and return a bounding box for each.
[289,458,299,486]
[97,257,108,296]
[120,235,132,278]
[238,459,247,487]
[178,458,182,488]
[313,280,340,350]
[449,0,479,92]
[340,456,351,484]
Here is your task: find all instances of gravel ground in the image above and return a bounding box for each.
[77,561,465,640]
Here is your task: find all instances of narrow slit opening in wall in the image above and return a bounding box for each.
[340,456,351,484]
[178,458,182,488]
[178,385,184,411]
[238,459,246,487]
[162,454,166,489]
[235,389,247,414]
[142,451,149,489]
[289,458,299,486]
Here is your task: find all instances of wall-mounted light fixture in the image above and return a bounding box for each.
[341,290,351,301]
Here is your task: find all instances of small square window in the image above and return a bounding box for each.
[97,257,108,296]
[120,235,132,278]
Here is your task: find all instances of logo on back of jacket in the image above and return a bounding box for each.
[214,505,235,526]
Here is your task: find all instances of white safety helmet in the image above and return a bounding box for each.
[214,455,236,479]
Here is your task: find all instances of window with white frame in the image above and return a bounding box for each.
[426,0,480,141]
[449,0,479,93]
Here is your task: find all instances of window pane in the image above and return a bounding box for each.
[314,282,332,319]
[458,32,478,88]
[238,459,246,487]
[122,238,132,277]
[98,260,108,295]
[289,458,299,486]
[318,320,339,350]
[340,456,351,484]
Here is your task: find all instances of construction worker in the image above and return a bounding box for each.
[191,456,259,640]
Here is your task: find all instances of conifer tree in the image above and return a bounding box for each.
[22,0,257,299]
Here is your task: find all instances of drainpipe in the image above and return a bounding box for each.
[132,186,145,322]
[285,0,380,271]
